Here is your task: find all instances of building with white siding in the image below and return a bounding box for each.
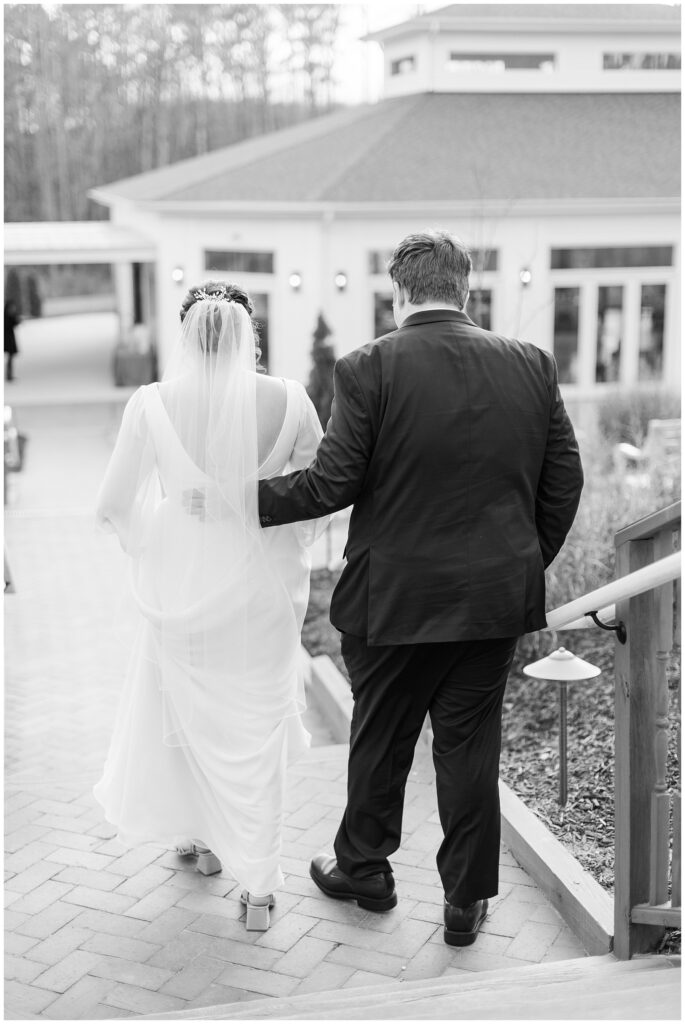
[87,3,680,402]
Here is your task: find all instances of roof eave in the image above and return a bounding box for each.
[133,196,680,219]
[364,15,680,42]
[89,187,121,209]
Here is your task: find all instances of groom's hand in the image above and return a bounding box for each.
[182,487,208,520]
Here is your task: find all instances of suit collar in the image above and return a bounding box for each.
[401,308,477,328]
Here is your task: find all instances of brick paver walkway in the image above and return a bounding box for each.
[5,395,587,1019]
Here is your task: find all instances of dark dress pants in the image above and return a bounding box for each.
[333,633,518,907]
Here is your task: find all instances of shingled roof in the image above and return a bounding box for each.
[92,92,679,207]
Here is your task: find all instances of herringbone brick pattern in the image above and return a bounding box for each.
[6,754,587,1020]
[6,507,587,1019]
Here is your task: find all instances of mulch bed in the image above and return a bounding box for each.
[303,567,681,954]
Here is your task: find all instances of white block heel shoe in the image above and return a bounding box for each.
[196,849,222,875]
[241,890,275,932]
[174,841,222,876]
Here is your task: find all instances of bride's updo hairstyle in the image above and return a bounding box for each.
[179,280,266,372]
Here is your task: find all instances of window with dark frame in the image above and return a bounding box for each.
[251,292,270,372]
[603,52,681,70]
[390,56,416,76]
[638,284,667,381]
[551,246,673,270]
[467,289,492,331]
[595,285,624,383]
[204,251,274,274]
[553,287,580,385]
[447,52,556,72]
[368,248,498,275]
[374,294,396,338]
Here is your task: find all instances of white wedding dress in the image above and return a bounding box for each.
[94,303,325,897]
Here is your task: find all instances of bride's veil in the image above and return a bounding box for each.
[161,296,259,530]
[128,296,299,748]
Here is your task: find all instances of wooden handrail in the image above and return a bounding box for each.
[541,501,681,959]
[615,501,681,546]
[545,553,681,631]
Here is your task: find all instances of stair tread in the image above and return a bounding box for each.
[288,968,681,1020]
[142,955,680,1020]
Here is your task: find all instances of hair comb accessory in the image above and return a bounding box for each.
[194,285,228,301]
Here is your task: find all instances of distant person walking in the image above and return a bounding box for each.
[4,299,20,382]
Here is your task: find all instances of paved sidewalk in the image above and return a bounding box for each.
[5,509,587,1020]
[6,312,117,406]
[5,375,587,1019]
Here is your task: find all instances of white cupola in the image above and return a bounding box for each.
[364,4,681,98]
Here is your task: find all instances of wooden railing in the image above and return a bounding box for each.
[544,501,681,959]
[613,501,681,959]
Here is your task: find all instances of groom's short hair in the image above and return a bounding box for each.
[387,230,472,309]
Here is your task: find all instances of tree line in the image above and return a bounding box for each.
[5,4,343,222]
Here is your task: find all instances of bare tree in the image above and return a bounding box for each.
[279,5,340,111]
[4,4,344,221]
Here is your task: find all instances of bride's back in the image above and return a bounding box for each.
[157,371,288,472]
[256,374,287,467]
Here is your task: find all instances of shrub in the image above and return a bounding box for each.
[306,312,336,428]
[597,389,681,447]
[522,430,681,660]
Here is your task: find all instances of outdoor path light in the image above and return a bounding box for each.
[523,647,601,807]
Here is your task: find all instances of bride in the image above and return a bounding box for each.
[93,281,326,931]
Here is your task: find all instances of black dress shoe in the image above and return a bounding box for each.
[444,898,488,946]
[310,853,397,912]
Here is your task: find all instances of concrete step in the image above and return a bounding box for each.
[143,954,680,1020]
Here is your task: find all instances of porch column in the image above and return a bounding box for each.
[113,261,134,337]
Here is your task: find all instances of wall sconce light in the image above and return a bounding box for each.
[334,272,348,292]
[288,272,302,292]
[171,266,185,284]
[519,267,532,287]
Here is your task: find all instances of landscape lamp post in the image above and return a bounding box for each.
[523,647,601,807]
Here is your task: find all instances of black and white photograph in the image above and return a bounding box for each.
[4,1,681,1019]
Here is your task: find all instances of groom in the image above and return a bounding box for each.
[258,230,583,946]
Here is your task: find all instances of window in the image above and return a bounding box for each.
[553,288,580,385]
[368,248,498,275]
[468,289,492,331]
[551,246,673,270]
[374,294,396,338]
[639,284,666,381]
[447,52,555,73]
[204,250,274,274]
[251,292,270,371]
[596,286,623,383]
[604,53,681,70]
[469,249,498,274]
[391,56,415,76]
[369,251,394,275]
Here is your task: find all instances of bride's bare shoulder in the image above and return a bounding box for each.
[255,373,286,394]
[255,373,287,420]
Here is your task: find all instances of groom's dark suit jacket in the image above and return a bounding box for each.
[259,309,583,646]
